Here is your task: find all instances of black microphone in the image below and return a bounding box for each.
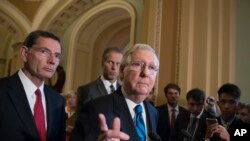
[181,129,198,141]
[148,131,161,141]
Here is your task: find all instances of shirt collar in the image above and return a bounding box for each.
[220,116,235,128]
[190,108,204,119]
[121,87,144,117]
[167,104,179,112]
[100,75,117,90]
[18,69,44,96]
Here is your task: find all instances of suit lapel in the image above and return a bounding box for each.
[165,104,170,127]
[112,90,140,141]
[42,85,65,141]
[144,101,157,132]
[44,86,53,140]
[96,77,108,95]
[7,73,38,139]
[116,83,121,89]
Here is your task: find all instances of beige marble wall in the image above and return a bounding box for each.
[176,0,236,106]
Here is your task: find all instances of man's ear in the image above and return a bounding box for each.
[19,46,28,62]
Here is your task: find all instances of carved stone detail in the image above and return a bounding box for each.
[48,0,102,35]
[0,16,17,34]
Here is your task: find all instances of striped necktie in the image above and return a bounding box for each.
[110,84,115,94]
[134,104,146,141]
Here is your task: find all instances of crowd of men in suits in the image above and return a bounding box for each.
[156,83,250,141]
[71,42,250,141]
[0,30,249,141]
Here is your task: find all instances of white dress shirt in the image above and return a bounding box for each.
[101,75,118,94]
[122,87,149,141]
[18,69,47,128]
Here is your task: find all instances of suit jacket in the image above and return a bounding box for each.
[76,77,120,114]
[210,116,250,141]
[66,112,77,129]
[156,104,189,141]
[0,72,66,141]
[177,109,214,141]
[71,87,159,141]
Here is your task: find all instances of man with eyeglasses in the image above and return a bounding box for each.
[76,47,123,114]
[71,44,159,141]
[0,30,66,141]
[206,83,250,141]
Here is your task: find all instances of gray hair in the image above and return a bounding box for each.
[120,43,159,70]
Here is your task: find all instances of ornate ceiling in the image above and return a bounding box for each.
[8,0,43,22]
[0,0,103,58]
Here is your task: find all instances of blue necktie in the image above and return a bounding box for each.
[134,104,146,141]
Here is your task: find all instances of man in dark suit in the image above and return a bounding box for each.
[76,47,123,113]
[177,88,214,141]
[71,43,160,141]
[0,30,66,141]
[206,83,250,141]
[157,83,189,141]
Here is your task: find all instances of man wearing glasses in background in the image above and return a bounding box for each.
[71,43,160,141]
[0,30,66,141]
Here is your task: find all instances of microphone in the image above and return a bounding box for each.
[148,131,161,141]
[181,129,198,141]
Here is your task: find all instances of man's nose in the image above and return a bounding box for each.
[140,66,151,76]
[48,54,56,64]
[224,102,231,108]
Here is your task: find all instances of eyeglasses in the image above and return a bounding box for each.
[30,47,62,60]
[129,61,158,75]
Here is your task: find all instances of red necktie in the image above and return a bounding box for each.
[34,89,46,141]
[170,108,176,135]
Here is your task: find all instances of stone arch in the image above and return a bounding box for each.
[64,0,135,91]
[0,0,31,76]
[32,0,63,30]
[0,0,30,38]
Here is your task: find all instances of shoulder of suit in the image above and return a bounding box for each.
[0,76,9,85]
[156,103,168,109]
[0,73,21,89]
[45,85,64,99]
[77,77,102,89]
[144,101,157,111]
[179,106,189,112]
[84,93,114,109]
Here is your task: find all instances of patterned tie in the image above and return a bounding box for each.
[110,84,115,94]
[134,104,146,141]
[34,89,46,141]
[170,108,176,135]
